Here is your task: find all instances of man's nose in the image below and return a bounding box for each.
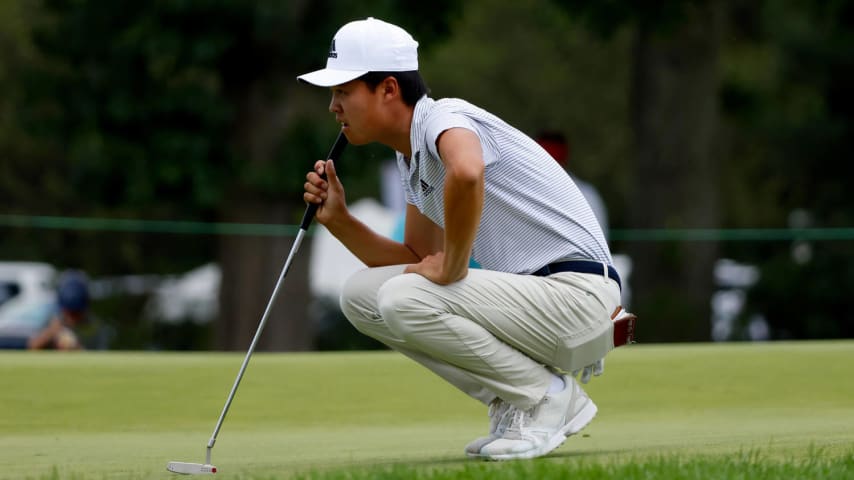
[329,96,340,113]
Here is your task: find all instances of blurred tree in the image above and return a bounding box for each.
[547,0,724,341]
[562,0,854,341]
[0,1,43,214]
[718,0,854,230]
[722,0,854,340]
[0,1,90,276]
[11,0,458,351]
[214,1,459,351]
[9,0,849,348]
[423,0,632,226]
[417,0,726,342]
[627,2,724,341]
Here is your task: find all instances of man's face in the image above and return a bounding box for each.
[328,79,384,145]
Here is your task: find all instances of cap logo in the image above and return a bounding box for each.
[328,39,337,59]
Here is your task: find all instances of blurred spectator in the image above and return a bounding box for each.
[536,131,632,308]
[28,270,90,350]
[535,131,609,237]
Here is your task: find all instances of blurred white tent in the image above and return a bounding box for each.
[145,263,221,325]
[309,198,399,301]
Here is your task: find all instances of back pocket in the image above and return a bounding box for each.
[553,321,614,372]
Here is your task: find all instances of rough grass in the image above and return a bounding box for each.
[1,341,852,479]
[292,450,854,480]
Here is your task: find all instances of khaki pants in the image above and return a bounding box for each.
[340,265,621,409]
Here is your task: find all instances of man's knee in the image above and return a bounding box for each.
[339,266,406,336]
[339,269,378,330]
[376,274,438,341]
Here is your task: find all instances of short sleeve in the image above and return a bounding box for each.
[423,112,477,160]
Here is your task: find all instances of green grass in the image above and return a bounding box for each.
[293,451,854,480]
[1,341,852,479]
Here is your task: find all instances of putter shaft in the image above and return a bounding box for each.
[201,132,348,467]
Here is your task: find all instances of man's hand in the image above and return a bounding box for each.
[404,252,465,285]
[28,316,72,350]
[55,326,81,350]
[303,159,347,225]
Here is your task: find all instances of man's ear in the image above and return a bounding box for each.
[381,76,400,99]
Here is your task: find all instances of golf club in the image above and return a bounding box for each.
[167,131,349,475]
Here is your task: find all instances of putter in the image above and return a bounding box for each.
[167,131,348,475]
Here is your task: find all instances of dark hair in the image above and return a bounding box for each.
[358,71,429,106]
[535,130,567,145]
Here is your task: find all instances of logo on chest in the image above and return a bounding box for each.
[419,179,435,196]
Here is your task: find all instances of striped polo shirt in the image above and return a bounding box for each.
[395,95,612,274]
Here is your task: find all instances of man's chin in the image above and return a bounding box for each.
[342,132,369,146]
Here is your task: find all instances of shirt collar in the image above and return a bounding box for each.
[408,95,434,161]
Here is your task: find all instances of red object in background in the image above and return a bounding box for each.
[534,131,571,167]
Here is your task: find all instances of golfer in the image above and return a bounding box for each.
[300,17,635,460]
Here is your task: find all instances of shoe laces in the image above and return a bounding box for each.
[487,398,502,417]
[503,399,546,440]
[488,398,512,435]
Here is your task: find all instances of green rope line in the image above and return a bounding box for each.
[2,214,853,241]
[0,214,302,237]
[609,228,854,242]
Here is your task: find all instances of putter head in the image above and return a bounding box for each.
[167,461,217,475]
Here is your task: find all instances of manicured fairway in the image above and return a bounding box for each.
[1,341,852,479]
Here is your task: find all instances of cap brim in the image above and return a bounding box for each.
[297,68,368,87]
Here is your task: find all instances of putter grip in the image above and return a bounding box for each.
[299,132,349,230]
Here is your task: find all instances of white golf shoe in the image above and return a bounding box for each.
[464,397,512,457]
[479,376,597,460]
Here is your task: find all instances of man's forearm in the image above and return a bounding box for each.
[441,170,483,282]
[326,212,421,267]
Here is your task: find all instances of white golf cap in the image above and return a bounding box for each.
[297,17,419,87]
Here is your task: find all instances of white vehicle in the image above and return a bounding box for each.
[0,262,58,348]
[0,261,56,307]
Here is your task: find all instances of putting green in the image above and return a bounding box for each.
[1,341,852,479]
